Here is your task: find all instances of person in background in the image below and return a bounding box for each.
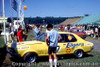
[83,25,85,31]
[64,25,67,32]
[46,29,49,33]
[0,36,7,67]
[14,23,19,37]
[93,26,95,38]
[25,24,30,33]
[46,24,60,67]
[66,24,71,32]
[22,30,27,41]
[98,26,100,39]
[93,26,98,38]
[60,25,64,31]
[33,24,40,40]
[17,28,23,42]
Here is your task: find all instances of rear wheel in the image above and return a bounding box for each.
[74,50,84,58]
[23,53,37,63]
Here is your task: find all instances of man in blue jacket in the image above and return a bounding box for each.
[33,24,40,40]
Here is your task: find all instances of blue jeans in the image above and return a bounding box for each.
[34,32,40,40]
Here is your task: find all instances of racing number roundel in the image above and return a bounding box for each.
[56,45,61,53]
[68,35,72,40]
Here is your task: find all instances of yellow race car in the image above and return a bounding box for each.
[7,32,94,63]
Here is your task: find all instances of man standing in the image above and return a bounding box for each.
[33,24,40,40]
[46,24,60,67]
[25,24,30,33]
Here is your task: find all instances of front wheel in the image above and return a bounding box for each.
[74,50,84,58]
[23,53,37,63]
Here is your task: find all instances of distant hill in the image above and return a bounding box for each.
[59,17,82,25]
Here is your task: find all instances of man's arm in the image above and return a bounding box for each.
[17,36,20,42]
[46,36,49,46]
[58,36,61,41]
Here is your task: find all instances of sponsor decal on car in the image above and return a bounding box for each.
[66,48,71,54]
[64,43,84,48]
[17,46,30,50]
[86,43,92,46]
[68,35,72,40]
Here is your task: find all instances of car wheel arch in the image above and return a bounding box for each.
[21,50,38,57]
[73,47,85,53]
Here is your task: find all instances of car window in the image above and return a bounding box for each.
[73,30,77,32]
[59,34,77,43]
[79,30,83,32]
[59,34,65,42]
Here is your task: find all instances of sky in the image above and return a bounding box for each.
[0,0,100,17]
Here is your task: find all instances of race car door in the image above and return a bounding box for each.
[58,34,77,54]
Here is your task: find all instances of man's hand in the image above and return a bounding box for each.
[46,36,49,46]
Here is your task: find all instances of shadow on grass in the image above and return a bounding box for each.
[9,56,26,67]
[36,53,93,63]
[83,53,93,58]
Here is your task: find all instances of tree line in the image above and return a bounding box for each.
[8,16,82,25]
[24,17,67,24]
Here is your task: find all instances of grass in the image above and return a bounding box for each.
[29,50,100,67]
[1,28,100,67]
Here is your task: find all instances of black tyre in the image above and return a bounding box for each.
[74,50,84,58]
[23,53,37,63]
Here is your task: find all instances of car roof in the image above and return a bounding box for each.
[58,32,73,34]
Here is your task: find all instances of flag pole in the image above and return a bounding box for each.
[11,0,14,31]
[19,0,21,26]
[2,0,6,44]
[19,0,21,20]
[17,11,18,31]
[17,0,19,31]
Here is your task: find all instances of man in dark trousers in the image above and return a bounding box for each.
[25,24,30,33]
[46,24,60,67]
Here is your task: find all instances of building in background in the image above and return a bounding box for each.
[0,17,8,23]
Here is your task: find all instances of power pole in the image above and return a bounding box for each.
[2,0,6,44]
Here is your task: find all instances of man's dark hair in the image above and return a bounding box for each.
[36,24,40,28]
[47,24,53,29]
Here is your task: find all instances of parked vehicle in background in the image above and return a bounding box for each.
[85,29,94,36]
[70,28,87,39]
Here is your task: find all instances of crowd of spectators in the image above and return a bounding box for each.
[9,23,31,42]
[59,24,100,39]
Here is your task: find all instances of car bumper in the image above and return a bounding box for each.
[91,46,94,50]
[6,47,20,56]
